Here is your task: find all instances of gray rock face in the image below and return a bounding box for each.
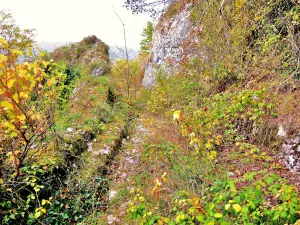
[142,6,193,88]
[280,135,300,173]
[91,67,105,76]
[107,214,120,224]
[93,144,111,155]
[142,64,157,87]
[108,190,118,200]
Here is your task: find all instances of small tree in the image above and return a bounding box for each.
[0,14,63,177]
[113,9,131,96]
[140,21,154,55]
[0,10,34,54]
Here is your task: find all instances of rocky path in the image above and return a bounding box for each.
[99,115,152,224]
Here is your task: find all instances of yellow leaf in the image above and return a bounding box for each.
[42,199,47,206]
[7,79,15,88]
[47,77,55,87]
[28,47,33,57]
[154,178,162,187]
[41,208,46,213]
[35,114,41,120]
[176,215,181,223]
[4,122,15,130]
[214,213,223,218]
[42,61,48,68]
[20,92,29,99]
[0,178,3,185]
[151,186,161,195]
[173,110,181,121]
[181,125,189,136]
[0,54,8,61]
[11,49,23,56]
[0,38,8,47]
[9,155,15,161]
[10,132,18,138]
[161,172,168,183]
[191,197,200,207]
[1,101,13,110]
[190,137,198,146]
[17,115,26,121]
[225,204,231,210]
[205,142,214,150]
[233,204,242,213]
[215,139,221,145]
[207,151,217,160]
[13,93,19,103]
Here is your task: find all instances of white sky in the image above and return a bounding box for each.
[0,0,152,49]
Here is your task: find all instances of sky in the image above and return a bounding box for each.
[0,0,152,49]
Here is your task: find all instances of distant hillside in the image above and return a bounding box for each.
[39,42,138,62]
[38,41,69,52]
[109,45,138,61]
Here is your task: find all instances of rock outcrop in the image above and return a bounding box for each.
[91,67,105,76]
[142,4,199,88]
[51,35,110,74]
[280,135,300,173]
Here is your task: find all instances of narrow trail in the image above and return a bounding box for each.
[100,115,152,224]
[99,112,186,224]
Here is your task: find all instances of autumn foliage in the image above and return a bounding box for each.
[0,38,63,177]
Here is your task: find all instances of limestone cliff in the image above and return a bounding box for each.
[142,4,197,88]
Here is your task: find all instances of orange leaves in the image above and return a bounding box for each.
[151,178,162,195]
[161,172,168,182]
[151,172,168,197]
[6,150,21,161]
[173,110,183,122]
[189,197,205,214]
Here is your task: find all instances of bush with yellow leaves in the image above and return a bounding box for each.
[0,38,63,177]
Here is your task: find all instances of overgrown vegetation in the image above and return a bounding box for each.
[0,11,129,224]
[108,0,300,224]
[1,0,299,224]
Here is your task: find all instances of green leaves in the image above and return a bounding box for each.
[34,211,41,219]
[140,21,153,54]
[34,208,47,218]
[61,212,69,219]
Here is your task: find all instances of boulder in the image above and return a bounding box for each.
[91,67,105,76]
[280,135,300,173]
